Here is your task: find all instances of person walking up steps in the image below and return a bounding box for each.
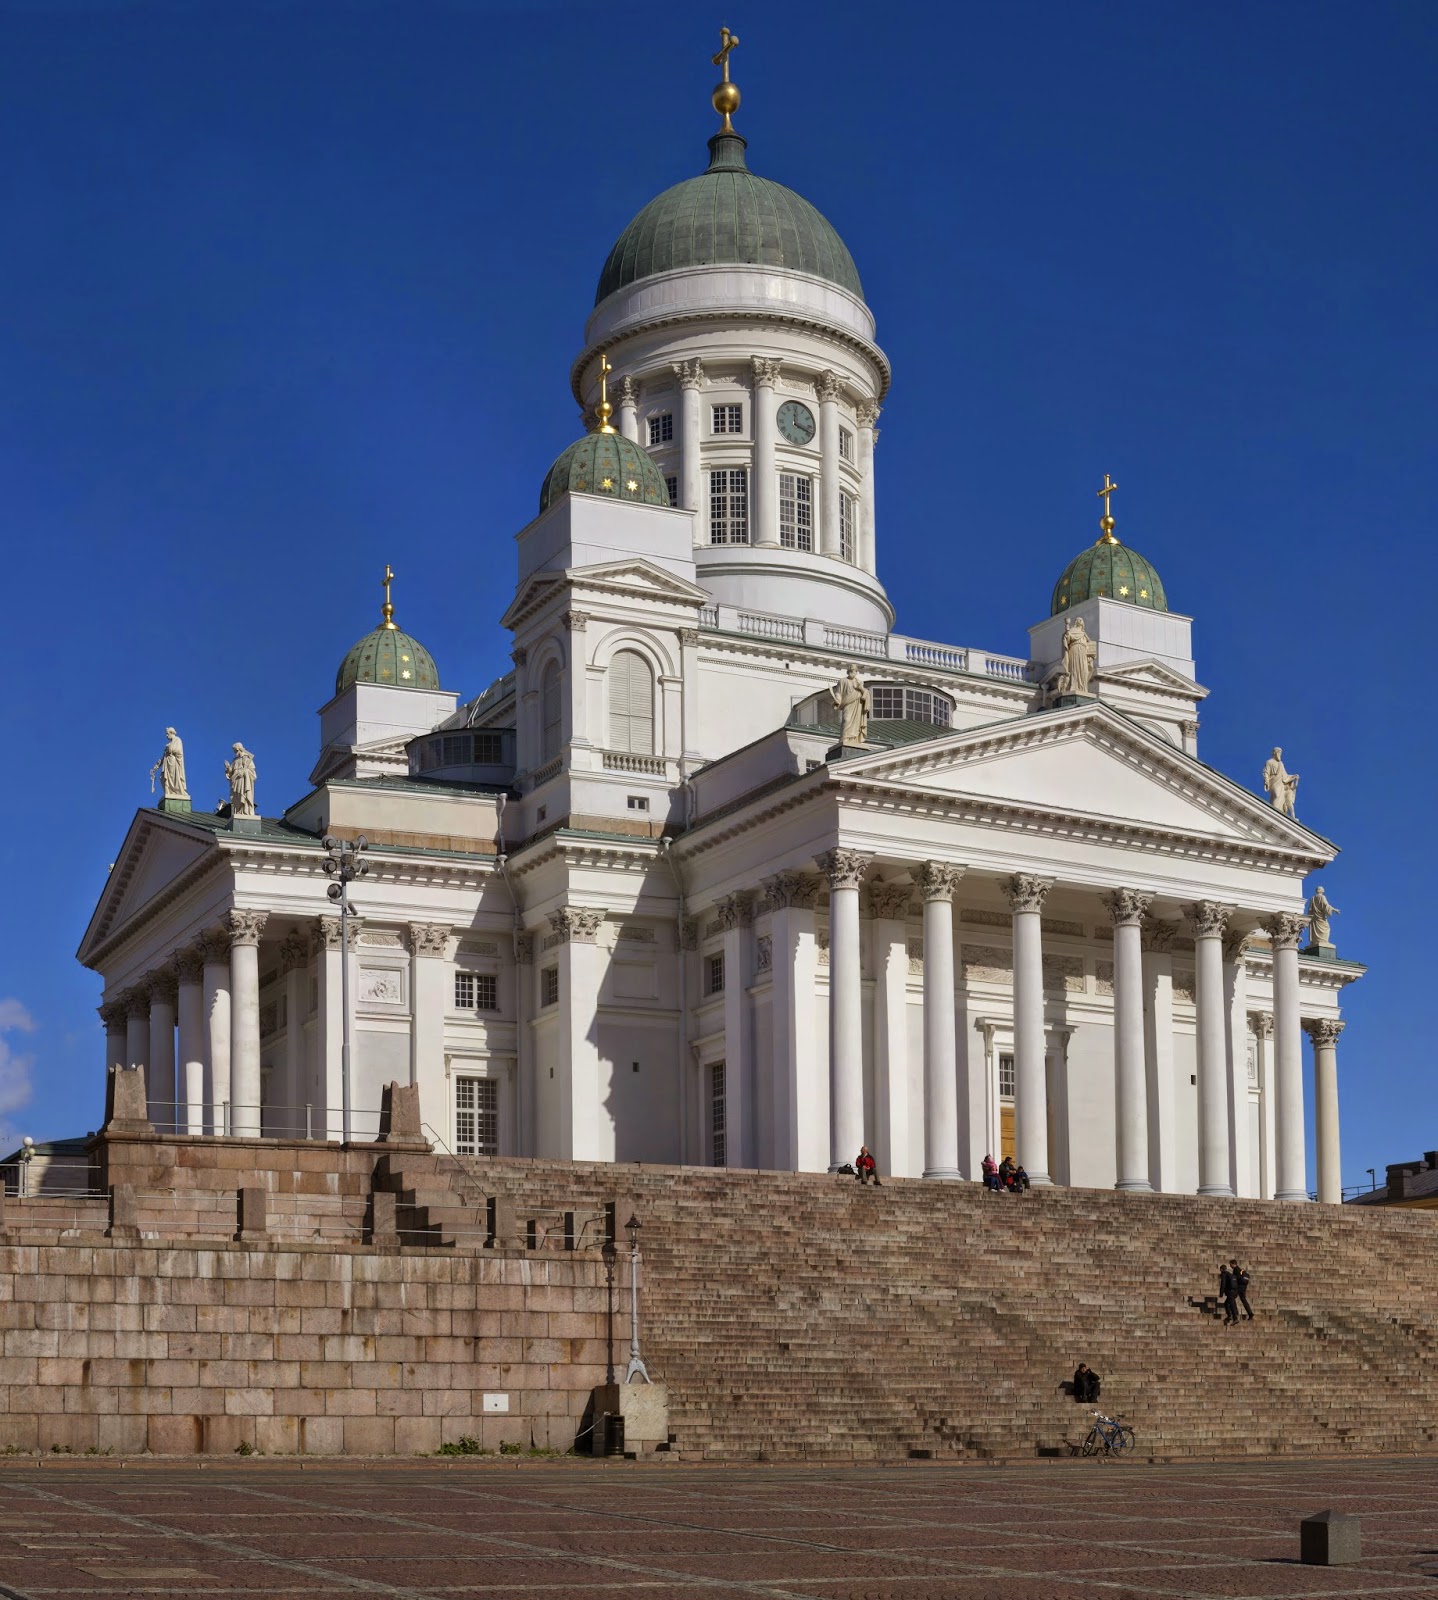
[1232,1259,1254,1320]
[1218,1260,1239,1325]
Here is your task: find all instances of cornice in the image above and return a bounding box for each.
[507,830,663,882]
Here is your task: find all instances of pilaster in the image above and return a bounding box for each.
[549,907,608,1161]
[1005,873,1052,1185]
[762,871,822,1172]
[714,891,756,1168]
[867,879,912,1177]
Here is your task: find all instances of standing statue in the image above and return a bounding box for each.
[1055,616,1098,697]
[1262,746,1299,818]
[225,742,258,819]
[149,727,189,800]
[1305,885,1339,948]
[829,664,872,746]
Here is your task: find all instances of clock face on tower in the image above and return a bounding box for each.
[776,400,816,446]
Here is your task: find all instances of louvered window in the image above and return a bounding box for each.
[608,650,655,755]
[540,662,562,762]
[840,492,858,563]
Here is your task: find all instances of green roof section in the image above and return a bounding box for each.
[1051,541,1169,616]
[595,131,863,305]
[539,431,670,515]
[336,626,440,695]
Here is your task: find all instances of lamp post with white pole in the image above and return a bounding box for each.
[322,835,368,1142]
[623,1213,651,1385]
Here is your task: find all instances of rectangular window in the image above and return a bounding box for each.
[709,468,749,545]
[838,425,853,461]
[647,412,674,446]
[454,972,498,1011]
[869,686,953,727]
[454,1076,499,1157]
[839,491,857,563]
[706,952,726,996]
[541,966,559,1008]
[627,795,649,811]
[711,403,743,435]
[664,475,678,507]
[778,473,814,552]
[999,1052,1016,1099]
[710,1061,727,1167]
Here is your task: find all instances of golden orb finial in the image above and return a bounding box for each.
[380,563,397,629]
[595,352,616,434]
[711,25,740,132]
[1095,474,1120,545]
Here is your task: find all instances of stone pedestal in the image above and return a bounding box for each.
[1300,1511,1360,1565]
[590,1381,669,1457]
[158,796,192,815]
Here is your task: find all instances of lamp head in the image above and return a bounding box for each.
[625,1214,641,1246]
[322,835,337,853]
[356,835,369,851]
[327,882,343,903]
[21,1136,34,1150]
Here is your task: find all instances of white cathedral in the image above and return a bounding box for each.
[79,47,1362,1203]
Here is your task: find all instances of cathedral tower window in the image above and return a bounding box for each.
[664,475,677,507]
[454,972,498,1012]
[710,1062,727,1167]
[867,685,954,726]
[711,403,743,435]
[454,1077,499,1157]
[705,952,726,996]
[647,412,674,446]
[607,650,655,755]
[839,492,857,563]
[778,474,814,551]
[540,967,559,1008]
[540,662,562,762]
[709,468,749,544]
[838,426,853,461]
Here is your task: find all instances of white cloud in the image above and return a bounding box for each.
[0,998,37,1148]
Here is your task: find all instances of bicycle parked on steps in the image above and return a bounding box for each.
[1081,1411,1136,1457]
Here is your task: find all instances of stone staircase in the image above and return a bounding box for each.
[374,1152,1438,1462]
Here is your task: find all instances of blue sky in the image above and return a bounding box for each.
[1,1,1433,1185]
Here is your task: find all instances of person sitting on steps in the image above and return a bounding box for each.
[1011,1164,1031,1193]
[1073,1362,1101,1403]
[981,1153,1000,1191]
[855,1145,880,1186]
[998,1156,1016,1191]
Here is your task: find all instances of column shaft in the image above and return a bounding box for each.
[101,1008,127,1082]
[617,379,638,444]
[552,908,608,1161]
[869,883,912,1177]
[1189,903,1233,1196]
[201,940,231,1135]
[1307,1019,1344,1204]
[763,872,821,1172]
[1269,914,1308,1200]
[857,404,879,574]
[228,911,267,1137]
[820,853,867,1171]
[1142,930,1178,1192]
[410,926,449,1127]
[751,361,779,547]
[148,982,177,1132]
[176,956,205,1137]
[1008,876,1051,1185]
[676,363,703,517]
[817,372,841,555]
[717,893,754,1169]
[1106,892,1151,1192]
[124,997,150,1094]
[920,864,962,1179]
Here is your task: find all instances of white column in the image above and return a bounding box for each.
[175,950,206,1137]
[919,862,964,1179]
[124,989,150,1099]
[315,915,355,1141]
[278,931,309,1138]
[674,359,704,518]
[1006,874,1052,1185]
[562,610,590,749]
[409,924,449,1126]
[715,891,755,1168]
[1253,1012,1276,1198]
[1268,912,1308,1201]
[147,976,177,1131]
[751,358,781,548]
[869,880,912,1178]
[201,931,231,1135]
[857,402,880,574]
[514,933,536,1156]
[819,850,869,1171]
[100,1002,127,1085]
[551,908,608,1161]
[228,910,267,1137]
[1105,890,1152,1192]
[1142,924,1178,1193]
[1305,1018,1344,1205]
[617,375,638,444]
[817,370,842,555]
[1186,901,1233,1196]
[763,871,821,1172]
[1223,930,1255,1197]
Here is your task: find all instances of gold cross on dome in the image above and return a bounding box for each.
[712,25,739,79]
[381,564,397,628]
[1095,474,1119,545]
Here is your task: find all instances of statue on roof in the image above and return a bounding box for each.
[829,664,871,746]
[149,727,189,801]
[1263,746,1299,818]
[1056,616,1097,697]
[225,743,257,819]
[1305,885,1338,949]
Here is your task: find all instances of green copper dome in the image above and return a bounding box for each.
[1051,540,1169,616]
[336,626,440,694]
[539,430,670,515]
[595,132,863,306]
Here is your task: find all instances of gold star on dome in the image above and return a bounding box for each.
[401,670,411,680]
[400,653,410,663]
[1139,588,1149,599]
[1119,585,1130,596]
[601,476,613,489]
[626,478,638,492]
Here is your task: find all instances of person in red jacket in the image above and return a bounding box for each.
[855,1146,880,1186]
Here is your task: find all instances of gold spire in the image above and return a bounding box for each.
[711,25,740,132]
[595,352,616,434]
[1095,474,1120,545]
[380,563,397,629]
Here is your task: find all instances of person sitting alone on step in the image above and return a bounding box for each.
[981,1153,1000,1191]
[855,1145,880,1186]
[1073,1362,1101,1403]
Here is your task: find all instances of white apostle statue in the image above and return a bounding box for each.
[1055,616,1098,697]
[1305,885,1338,948]
[1262,746,1299,818]
[149,727,189,800]
[829,664,872,746]
[226,742,258,819]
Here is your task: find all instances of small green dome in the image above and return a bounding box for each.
[1051,540,1169,616]
[539,430,670,515]
[336,626,440,694]
[595,131,863,306]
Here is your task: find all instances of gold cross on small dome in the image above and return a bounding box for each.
[381,563,397,628]
[1095,474,1120,545]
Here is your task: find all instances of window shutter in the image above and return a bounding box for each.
[608,651,654,754]
[541,663,562,761]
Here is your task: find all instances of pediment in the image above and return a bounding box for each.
[77,812,218,965]
[836,703,1328,856]
[502,559,708,629]
[1098,657,1208,698]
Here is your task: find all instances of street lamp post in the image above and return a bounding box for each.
[623,1213,651,1385]
[19,1136,34,1199]
[322,834,368,1142]
[601,1238,618,1387]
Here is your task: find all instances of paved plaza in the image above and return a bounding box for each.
[0,1457,1436,1599]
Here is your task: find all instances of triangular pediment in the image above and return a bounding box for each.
[1098,657,1208,698]
[835,703,1330,857]
[77,812,218,966]
[502,559,708,629]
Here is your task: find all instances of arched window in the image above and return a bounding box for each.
[608,650,654,755]
[540,662,562,762]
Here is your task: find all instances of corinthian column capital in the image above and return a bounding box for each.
[226,909,268,948]
[918,862,965,903]
[1184,900,1230,941]
[1103,889,1152,928]
[1265,912,1306,952]
[816,849,870,891]
[1303,1017,1345,1048]
[1004,874,1051,915]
